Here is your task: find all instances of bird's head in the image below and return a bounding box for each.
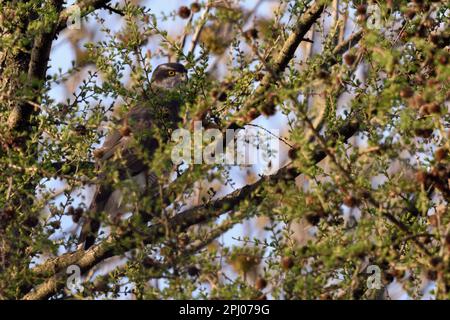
[151,63,188,90]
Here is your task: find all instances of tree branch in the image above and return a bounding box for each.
[238,1,326,116]
[186,2,211,57]
[7,0,65,130]
[7,0,119,131]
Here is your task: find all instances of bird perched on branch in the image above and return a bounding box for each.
[78,63,188,250]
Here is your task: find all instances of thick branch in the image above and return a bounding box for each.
[7,1,65,130]
[29,1,64,81]
[242,29,363,116]
[238,2,326,116]
[7,1,118,131]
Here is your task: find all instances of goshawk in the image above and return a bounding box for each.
[78,62,188,249]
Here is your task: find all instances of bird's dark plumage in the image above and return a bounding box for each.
[152,63,188,82]
[79,63,188,249]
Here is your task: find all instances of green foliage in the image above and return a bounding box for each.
[0,0,449,300]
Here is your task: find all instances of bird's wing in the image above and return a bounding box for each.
[98,128,124,162]
[80,119,135,249]
[96,111,154,176]
[80,104,162,250]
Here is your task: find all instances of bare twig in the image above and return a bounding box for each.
[102,4,124,16]
[186,3,211,58]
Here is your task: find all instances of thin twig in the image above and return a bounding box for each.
[102,4,125,16]
[186,3,211,57]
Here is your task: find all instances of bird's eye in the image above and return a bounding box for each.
[168,70,176,76]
